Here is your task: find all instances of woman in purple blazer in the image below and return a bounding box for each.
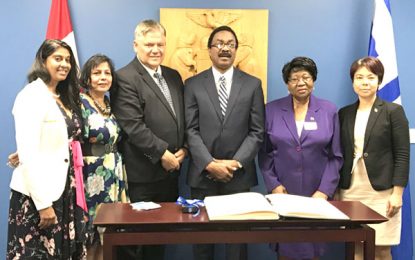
[259,57,343,260]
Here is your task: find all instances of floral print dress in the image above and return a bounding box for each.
[7,106,88,259]
[80,93,128,245]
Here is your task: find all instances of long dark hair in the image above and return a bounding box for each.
[28,39,82,120]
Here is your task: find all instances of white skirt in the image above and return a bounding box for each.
[339,158,401,246]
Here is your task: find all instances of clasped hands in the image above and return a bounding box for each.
[205,159,242,183]
[161,148,187,172]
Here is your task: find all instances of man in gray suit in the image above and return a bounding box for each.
[184,25,265,260]
[111,19,186,260]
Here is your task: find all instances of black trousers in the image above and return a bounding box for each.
[117,174,179,260]
[191,186,249,260]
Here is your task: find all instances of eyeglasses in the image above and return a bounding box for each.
[288,76,313,84]
[211,42,236,49]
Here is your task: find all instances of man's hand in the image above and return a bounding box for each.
[174,148,187,164]
[161,150,180,172]
[271,185,287,194]
[214,159,241,171]
[312,190,328,200]
[38,207,57,229]
[205,160,234,183]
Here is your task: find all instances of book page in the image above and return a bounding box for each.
[204,192,279,220]
[265,193,349,220]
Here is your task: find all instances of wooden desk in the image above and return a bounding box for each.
[94,201,387,260]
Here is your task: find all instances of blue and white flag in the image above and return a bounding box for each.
[368,0,413,259]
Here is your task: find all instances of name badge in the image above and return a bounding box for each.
[304,121,318,130]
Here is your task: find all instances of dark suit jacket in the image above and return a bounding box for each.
[339,97,409,191]
[111,57,185,183]
[184,67,265,190]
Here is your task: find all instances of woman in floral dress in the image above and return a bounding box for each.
[7,39,87,259]
[79,54,128,256]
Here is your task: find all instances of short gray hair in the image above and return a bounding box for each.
[134,19,166,40]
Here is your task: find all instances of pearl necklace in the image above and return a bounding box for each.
[87,92,111,116]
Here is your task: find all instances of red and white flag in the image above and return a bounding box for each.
[46,0,79,67]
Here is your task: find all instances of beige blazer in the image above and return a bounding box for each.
[10,78,70,210]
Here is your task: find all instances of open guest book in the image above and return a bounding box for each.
[204,192,350,221]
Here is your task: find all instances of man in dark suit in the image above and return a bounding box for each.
[184,25,265,260]
[111,19,186,260]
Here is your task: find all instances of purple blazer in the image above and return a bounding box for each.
[259,95,343,197]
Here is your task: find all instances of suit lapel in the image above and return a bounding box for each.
[300,95,318,143]
[223,69,243,123]
[345,101,358,149]
[134,60,177,120]
[203,70,223,121]
[364,98,383,147]
[281,96,300,144]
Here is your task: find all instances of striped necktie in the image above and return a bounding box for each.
[154,72,176,116]
[218,76,228,117]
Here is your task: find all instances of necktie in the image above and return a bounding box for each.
[154,72,176,116]
[218,76,228,117]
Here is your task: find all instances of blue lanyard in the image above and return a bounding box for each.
[176,196,205,216]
